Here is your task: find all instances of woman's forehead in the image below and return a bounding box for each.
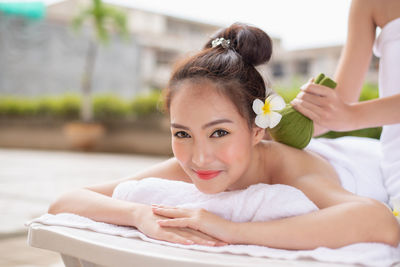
[172,81,234,111]
[170,81,245,125]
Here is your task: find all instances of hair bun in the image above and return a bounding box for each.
[207,23,273,66]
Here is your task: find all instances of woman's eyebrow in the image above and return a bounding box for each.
[170,123,190,130]
[202,119,233,129]
[171,119,233,130]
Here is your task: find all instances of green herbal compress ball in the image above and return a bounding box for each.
[268,73,337,149]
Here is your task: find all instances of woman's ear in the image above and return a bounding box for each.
[252,126,266,145]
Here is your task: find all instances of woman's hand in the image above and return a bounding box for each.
[134,204,226,246]
[151,204,233,245]
[291,81,357,132]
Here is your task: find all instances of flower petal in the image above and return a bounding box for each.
[255,114,270,129]
[267,94,286,111]
[252,99,264,115]
[269,111,282,128]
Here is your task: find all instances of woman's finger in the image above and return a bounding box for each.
[301,83,332,97]
[152,207,189,218]
[151,204,176,209]
[291,99,321,122]
[161,231,195,245]
[297,91,326,107]
[182,228,228,246]
[175,229,217,246]
[158,218,195,229]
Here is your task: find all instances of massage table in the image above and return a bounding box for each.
[28,222,354,267]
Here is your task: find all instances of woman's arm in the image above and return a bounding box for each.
[292,81,400,132]
[230,174,400,249]
[48,158,224,246]
[334,0,376,103]
[153,174,400,249]
[292,0,388,134]
[48,157,189,216]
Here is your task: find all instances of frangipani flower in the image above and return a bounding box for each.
[252,94,286,129]
[391,198,400,224]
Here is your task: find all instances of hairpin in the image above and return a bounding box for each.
[211,37,231,49]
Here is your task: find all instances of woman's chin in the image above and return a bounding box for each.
[195,184,226,195]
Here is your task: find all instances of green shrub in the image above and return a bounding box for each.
[0,83,382,140]
[0,92,165,119]
[130,90,163,116]
[359,82,379,101]
[93,94,130,120]
[0,97,38,116]
[36,94,80,118]
[58,94,81,118]
[0,94,80,118]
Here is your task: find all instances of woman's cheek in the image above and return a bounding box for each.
[172,140,190,165]
[217,137,249,165]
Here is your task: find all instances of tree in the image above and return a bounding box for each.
[72,0,128,122]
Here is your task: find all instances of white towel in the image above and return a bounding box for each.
[306,136,389,204]
[112,178,318,222]
[27,177,400,267]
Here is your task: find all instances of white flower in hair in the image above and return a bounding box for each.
[252,94,285,129]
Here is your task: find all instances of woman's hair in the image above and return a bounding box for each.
[164,22,273,127]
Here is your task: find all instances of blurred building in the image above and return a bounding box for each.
[0,0,221,97]
[266,43,379,87]
[0,0,379,98]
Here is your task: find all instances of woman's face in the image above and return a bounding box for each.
[170,79,261,194]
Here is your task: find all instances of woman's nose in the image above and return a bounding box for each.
[192,140,213,167]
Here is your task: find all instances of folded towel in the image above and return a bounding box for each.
[27,177,400,266]
[306,136,389,204]
[112,178,318,222]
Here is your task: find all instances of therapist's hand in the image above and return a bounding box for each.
[291,81,356,132]
[134,204,225,246]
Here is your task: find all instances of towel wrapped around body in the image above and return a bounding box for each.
[305,136,389,204]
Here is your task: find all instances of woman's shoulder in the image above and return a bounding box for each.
[260,140,340,186]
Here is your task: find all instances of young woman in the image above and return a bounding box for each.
[48,23,400,249]
[291,0,400,202]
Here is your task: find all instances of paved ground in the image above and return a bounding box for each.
[0,148,166,267]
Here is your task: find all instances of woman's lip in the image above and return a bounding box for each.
[194,170,221,180]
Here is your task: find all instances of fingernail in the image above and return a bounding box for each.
[186,240,194,245]
[206,241,215,246]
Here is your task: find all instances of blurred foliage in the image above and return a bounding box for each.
[93,94,130,120]
[0,90,163,120]
[130,90,163,116]
[275,82,382,139]
[0,82,381,138]
[0,94,80,118]
[72,0,129,44]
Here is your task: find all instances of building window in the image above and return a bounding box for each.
[156,50,178,66]
[295,59,310,76]
[272,62,284,78]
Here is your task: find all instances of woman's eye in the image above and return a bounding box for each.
[211,129,229,138]
[174,131,191,138]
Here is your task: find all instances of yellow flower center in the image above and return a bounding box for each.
[262,102,271,115]
[394,210,399,217]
